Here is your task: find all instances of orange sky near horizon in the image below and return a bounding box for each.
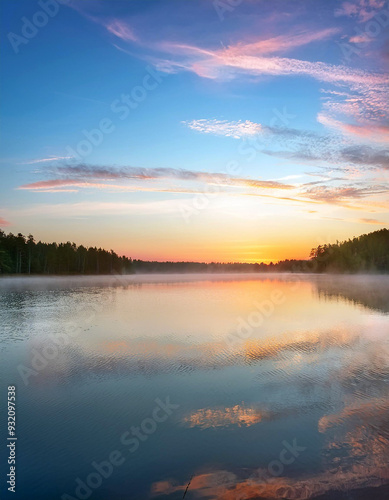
[6,209,385,263]
[2,0,388,263]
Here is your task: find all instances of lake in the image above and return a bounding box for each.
[0,274,388,500]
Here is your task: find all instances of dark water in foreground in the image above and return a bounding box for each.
[0,274,388,500]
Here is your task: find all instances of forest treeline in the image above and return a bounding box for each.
[0,230,133,275]
[0,228,388,275]
[308,228,389,272]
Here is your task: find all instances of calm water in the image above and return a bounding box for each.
[0,274,388,500]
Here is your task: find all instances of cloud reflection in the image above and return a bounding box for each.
[182,405,267,429]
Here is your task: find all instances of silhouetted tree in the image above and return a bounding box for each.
[0,228,387,275]
[0,230,133,275]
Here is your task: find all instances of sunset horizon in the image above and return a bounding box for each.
[1,0,388,264]
[1,226,388,264]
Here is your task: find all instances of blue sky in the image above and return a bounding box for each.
[1,0,388,262]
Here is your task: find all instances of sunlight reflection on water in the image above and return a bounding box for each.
[0,274,388,499]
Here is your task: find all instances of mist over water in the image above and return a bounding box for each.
[0,274,388,499]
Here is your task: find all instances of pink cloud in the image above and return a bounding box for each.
[224,54,383,88]
[317,112,389,143]
[105,20,137,42]
[152,28,384,89]
[335,1,360,17]
[0,217,10,227]
[156,40,388,133]
[18,179,91,190]
[342,123,389,141]
[16,179,141,193]
[359,217,385,224]
[303,185,387,203]
[335,0,386,22]
[212,28,339,57]
[349,34,372,43]
[17,164,388,211]
[67,4,138,43]
[17,179,157,193]
[152,34,387,93]
[18,169,293,194]
[94,18,386,135]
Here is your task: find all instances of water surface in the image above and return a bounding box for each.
[0,274,388,499]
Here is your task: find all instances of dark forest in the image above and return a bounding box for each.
[1,228,388,275]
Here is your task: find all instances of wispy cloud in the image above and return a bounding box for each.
[349,34,372,43]
[66,3,138,42]
[73,6,388,147]
[186,28,340,58]
[18,164,294,193]
[16,163,389,214]
[264,145,389,171]
[148,29,388,149]
[92,13,384,105]
[154,39,386,89]
[105,19,137,42]
[359,217,386,224]
[146,38,389,171]
[334,0,386,22]
[184,118,308,140]
[317,113,389,143]
[302,184,388,203]
[184,117,389,171]
[184,119,262,138]
[18,156,73,165]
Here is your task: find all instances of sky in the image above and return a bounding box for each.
[0,0,388,263]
